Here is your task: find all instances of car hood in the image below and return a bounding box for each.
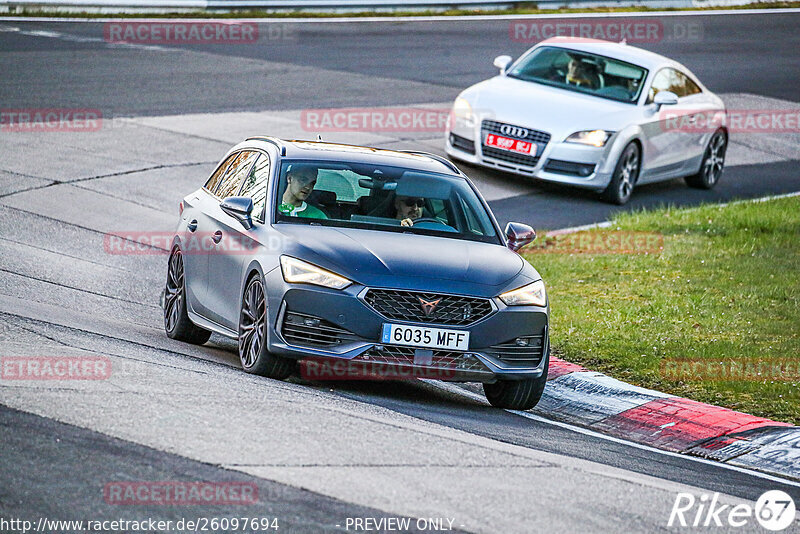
[467,75,641,138]
[274,224,535,297]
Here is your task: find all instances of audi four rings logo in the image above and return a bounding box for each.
[499,125,529,138]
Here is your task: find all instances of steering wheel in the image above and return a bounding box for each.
[413,217,444,225]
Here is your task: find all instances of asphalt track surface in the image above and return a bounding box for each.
[1,11,799,533]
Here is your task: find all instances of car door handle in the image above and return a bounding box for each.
[187,220,198,232]
[212,230,223,244]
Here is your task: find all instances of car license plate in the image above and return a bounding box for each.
[485,133,537,155]
[381,323,470,351]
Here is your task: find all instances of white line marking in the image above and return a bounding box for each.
[424,379,800,488]
[2,7,800,23]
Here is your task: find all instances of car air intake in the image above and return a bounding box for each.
[281,311,358,347]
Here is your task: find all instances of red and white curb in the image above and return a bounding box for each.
[538,357,799,481]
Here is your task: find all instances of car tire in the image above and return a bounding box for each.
[164,248,212,345]
[685,129,727,189]
[602,142,640,205]
[483,352,549,410]
[238,274,295,380]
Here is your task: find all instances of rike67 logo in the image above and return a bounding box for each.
[669,490,797,531]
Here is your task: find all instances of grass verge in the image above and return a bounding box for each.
[3,1,800,18]
[521,196,800,425]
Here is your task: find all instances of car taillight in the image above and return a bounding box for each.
[179,201,184,215]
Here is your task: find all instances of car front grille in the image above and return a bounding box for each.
[481,120,552,144]
[483,333,546,366]
[363,289,493,326]
[355,345,491,374]
[281,311,359,348]
[481,120,551,168]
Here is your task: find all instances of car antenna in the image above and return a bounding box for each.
[620,38,627,45]
[316,134,323,141]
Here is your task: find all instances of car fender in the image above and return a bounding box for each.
[597,124,644,177]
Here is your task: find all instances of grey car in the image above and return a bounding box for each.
[164,137,550,410]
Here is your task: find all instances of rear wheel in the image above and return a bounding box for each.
[483,352,549,410]
[239,275,295,379]
[164,248,211,344]
[685,129,727,189]
[602,142,640,205]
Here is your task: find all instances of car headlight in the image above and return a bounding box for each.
[452,97,474,123]
[280,256,351,290]
[499,280,547,307]
[565,130,613,147]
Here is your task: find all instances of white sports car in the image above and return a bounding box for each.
[445,37,728,204]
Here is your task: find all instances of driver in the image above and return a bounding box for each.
[565,56,598,89]
[278,164,328,219]
[393,196,424,227]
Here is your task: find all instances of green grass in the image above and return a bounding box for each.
[5,1,800,18]
[522,196,800,424]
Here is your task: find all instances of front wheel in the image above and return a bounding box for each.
[685,129,727,189]
[164,248,211,345]
[602,142,640,205]
[238,275,295,379]
[483,353,549,410]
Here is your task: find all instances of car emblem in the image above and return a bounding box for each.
[499,124,529,139]
[417,297,441,317]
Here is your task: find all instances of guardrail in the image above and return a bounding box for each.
[0,0,757,14]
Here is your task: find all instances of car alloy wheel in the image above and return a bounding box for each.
[602,142,640,205]
[164,248,211,344]
[239,277,266,369]
[238,274,295,379]
[687,129,727,189]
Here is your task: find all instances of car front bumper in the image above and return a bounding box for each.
[263,269,549,383]
[445,122,623,192]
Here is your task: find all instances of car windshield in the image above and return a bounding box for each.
[274,160,500,244]
[507,46,648,103]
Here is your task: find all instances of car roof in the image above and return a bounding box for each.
[244,137,461,175]
[538,37,679,71]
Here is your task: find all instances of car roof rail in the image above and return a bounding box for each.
[399,150,461,174]
[246,136,286,156]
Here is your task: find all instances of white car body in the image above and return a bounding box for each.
[445,37,727,193]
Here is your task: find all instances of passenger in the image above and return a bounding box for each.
[393,196,424,227]
[278,164,328,219]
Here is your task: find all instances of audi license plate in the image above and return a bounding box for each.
[485,133,538,155]
[381,323,470,351]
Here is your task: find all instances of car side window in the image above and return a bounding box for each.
[204,153,237,193]
[216,151,259,199]
[647,68,703,103]
[239,153,270,222]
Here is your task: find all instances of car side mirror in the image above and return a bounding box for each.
[493,55,512,74]
[653,90,679,110]
[220,196,254,230]
[505,222,536,252]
